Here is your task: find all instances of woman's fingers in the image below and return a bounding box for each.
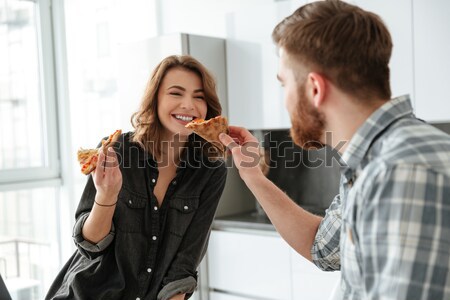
[104,147,119,169]
[93,147,122,197]
[96,147,119,171]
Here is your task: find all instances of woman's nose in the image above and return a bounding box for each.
[180,96,195,110]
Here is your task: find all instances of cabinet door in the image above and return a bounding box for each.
[354,0,414,102]
[118,34,184,132]
[413,0,450,122]
[226,1,307,129]
[207,230,292,300]
[291,250,340,300]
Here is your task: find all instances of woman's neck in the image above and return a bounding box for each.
[156,133,189,167]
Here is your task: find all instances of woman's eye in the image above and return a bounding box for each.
[195,95,205,100]
[170,92,182,96]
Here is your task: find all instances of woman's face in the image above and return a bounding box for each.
[157,67,208,140]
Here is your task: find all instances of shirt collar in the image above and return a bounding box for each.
[341,95,414,171]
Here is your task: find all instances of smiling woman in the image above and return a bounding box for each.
[45,55,228,300]
[156,68,208,141]
[132,55,224,159]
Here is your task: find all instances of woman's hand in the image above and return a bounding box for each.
[169,293,185,300]
[92,147,122,203]
[219,126,263,180]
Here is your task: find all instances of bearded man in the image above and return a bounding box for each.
[219,1,450,299]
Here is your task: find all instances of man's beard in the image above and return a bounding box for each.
[290,83,326,150]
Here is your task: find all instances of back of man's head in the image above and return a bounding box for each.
[273,0,393,101]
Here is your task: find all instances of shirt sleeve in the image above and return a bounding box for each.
[311,194,342,271]
[72,212,115,255]
[72,174,115,259]
[157,163,227,300]
[358,163,450,299]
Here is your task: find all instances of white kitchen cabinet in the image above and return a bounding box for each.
[207,230,292,300]
[291,250,340,300]
[209,291,254,300]
[226,1,307,129]
[413,0,450,122]
[226,0,416,129]
[207,229,341,300]
[353,0,414,102]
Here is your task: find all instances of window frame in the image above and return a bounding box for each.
[0,0,60,189]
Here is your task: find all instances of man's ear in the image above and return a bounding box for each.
[307,72,326,108]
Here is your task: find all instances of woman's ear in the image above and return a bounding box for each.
[307,72,326,108]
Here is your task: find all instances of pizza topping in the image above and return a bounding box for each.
[77,129,122,175]
[185,116,228,144]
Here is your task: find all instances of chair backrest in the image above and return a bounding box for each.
[0,274,12,300]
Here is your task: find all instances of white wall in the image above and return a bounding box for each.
[158,0,275,38]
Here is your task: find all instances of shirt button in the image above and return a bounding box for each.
[151,178,156,183]
[172,180,177,185]
[154,206,158,211]
[128,200,132,205]
[152,236,157,241]
[147,268,152,273]
[184,205,188,210]
[136,298,140,300]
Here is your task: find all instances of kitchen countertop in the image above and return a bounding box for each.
[213,211,275,231]
[213,206,326,232]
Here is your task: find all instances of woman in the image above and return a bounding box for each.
[46,55,227,300]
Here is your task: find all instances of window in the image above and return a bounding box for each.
[64,0,158,183]
[0,0,59,185]
[0,0,61,299]
[0,187,60,300]
[0,0,158,298]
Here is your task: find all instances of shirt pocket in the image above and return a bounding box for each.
[341,217,364,293]
[114,187,148,233]
[167,195,199,237]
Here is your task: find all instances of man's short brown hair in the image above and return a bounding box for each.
[273,0,392,100]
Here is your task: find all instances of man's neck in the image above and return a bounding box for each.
[324,95,387,154]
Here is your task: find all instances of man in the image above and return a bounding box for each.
[219,0,450,299]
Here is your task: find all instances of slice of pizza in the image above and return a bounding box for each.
[77,129,122,175]
[185,116,229,144]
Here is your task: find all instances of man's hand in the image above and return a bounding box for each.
[219,126,264,180]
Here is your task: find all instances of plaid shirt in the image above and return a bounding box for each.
[311,95,450,299]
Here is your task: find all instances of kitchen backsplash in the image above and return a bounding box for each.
[257,122,450,216]
[219,123,449,218]
[258,129,342,216]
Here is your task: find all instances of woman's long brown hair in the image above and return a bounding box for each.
[131,55,223,159]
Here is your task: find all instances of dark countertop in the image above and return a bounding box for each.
[213,206,326,232]
[213,211,275,231]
